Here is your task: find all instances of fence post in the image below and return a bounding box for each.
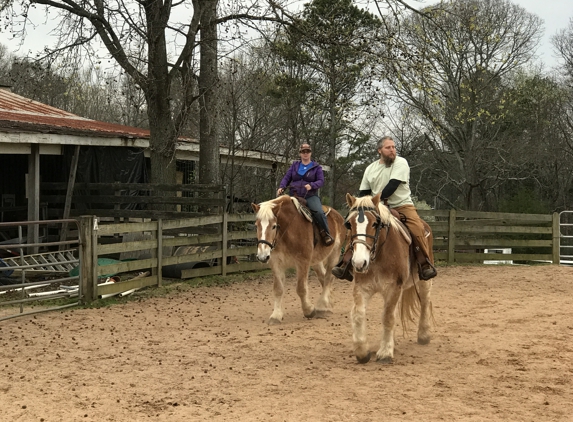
[448,209,456,264]
[222,213,228,276]
[79,215,97,303]
[552,212,560,265]
[157,219,163,287]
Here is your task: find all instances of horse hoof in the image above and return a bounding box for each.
[268,317,282,326]
[313,309,332,319]
[417,337,430,345]
[304,310,316,319]
[376,355,393,364]
[356,352,372,364]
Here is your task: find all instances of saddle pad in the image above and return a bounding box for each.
[290,197,331,222]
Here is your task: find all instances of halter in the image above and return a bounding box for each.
[346,206,389,261]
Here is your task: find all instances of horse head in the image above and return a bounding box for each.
[345,193,393,273]
[251,197,286,263]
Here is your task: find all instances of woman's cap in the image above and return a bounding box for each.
[299,144,312,153]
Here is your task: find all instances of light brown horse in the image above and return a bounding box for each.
[344,193,433,364]
[251,195,346,325]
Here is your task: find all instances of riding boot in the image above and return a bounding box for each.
[332,249,354,281]
[414,244,437,280]
[314,214,334,246]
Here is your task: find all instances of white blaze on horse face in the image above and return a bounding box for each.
[256,218,273,262]
[352,216,372,272]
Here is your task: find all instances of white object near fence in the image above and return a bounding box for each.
[483,248,513,265]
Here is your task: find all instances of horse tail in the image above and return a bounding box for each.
[399,282,436,336]
[399,285,420,335]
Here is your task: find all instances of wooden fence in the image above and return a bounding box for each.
[418,209,559,264]
[77,209,560,303]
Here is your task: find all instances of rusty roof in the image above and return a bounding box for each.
[0,88,150,139]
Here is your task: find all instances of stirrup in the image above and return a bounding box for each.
[332,263,354,281]
[418,262,437,280]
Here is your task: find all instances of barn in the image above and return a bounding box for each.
[0,85,284,230]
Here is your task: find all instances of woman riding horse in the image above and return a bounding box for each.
[276,143,333,246]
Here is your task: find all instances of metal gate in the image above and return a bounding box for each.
[0,219,81,321]
[559,211,573,266]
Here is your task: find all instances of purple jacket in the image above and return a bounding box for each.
[279,160,325,198]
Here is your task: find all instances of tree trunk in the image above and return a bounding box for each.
[146,0,177,188]
[199,0,221,186]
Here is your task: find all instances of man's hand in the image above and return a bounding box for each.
[276,188,284,197]
[305,184,311,191]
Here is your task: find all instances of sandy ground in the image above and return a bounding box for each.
[0,264,572,422]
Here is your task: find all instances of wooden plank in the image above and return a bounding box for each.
[42,182,226,192]
[97,275,159,296]
[98,221,158,235]
[44,195,226,206]
[162,250,224,266]
[98,239,157,255]
[163,234,222,248]
[72,209,208,220]
[448,239,552,248]
[417,209,450,218]
[455,226,552,234]
[162,215,223,229]
[228,245,258,256]
[453,253,553,262]
[455,210,552,222]
[227,214,257,223]
[227,231,256,241]
[97,258,157,276]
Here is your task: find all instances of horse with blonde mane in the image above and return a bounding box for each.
[344,193,433,364]
[251,195,346,325]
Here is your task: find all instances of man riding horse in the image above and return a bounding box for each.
[332,136,437,282]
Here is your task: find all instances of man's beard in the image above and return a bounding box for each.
[383,155,395,166]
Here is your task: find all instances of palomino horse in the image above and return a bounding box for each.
[344,193,433,364]
[251,195,346,325]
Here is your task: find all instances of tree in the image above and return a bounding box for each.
[271,0,382,205]
[2,0,285,189]
[380,0,543,210]
[553,17,573,80]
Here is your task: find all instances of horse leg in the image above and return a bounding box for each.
[351,282,374,364]
[416,279,433,345]
[268,265,286,325]
[311,263,333,318]
[376,283,402,364]
[296,263,316,319]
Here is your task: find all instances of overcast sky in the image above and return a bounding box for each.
[3,0,572,69]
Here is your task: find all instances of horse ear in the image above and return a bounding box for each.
[346,192,355,208]
[372,193,381,207]
[251,203,260,213]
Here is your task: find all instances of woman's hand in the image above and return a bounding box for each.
[276,188,284,197]
[305,184,311,191]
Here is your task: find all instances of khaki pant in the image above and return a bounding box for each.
[393,204,434,265]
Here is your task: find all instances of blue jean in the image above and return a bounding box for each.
[306,195,330,235]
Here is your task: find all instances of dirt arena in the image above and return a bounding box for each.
[1,264,572,421]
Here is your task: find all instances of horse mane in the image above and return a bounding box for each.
[256,196,290,221]
[350,196,396,231]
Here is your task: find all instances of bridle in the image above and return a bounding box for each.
[257,222,280,250]
[346,206,389,261]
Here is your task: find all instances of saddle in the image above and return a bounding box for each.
[290,196,331,222]
[383,199,434,279]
